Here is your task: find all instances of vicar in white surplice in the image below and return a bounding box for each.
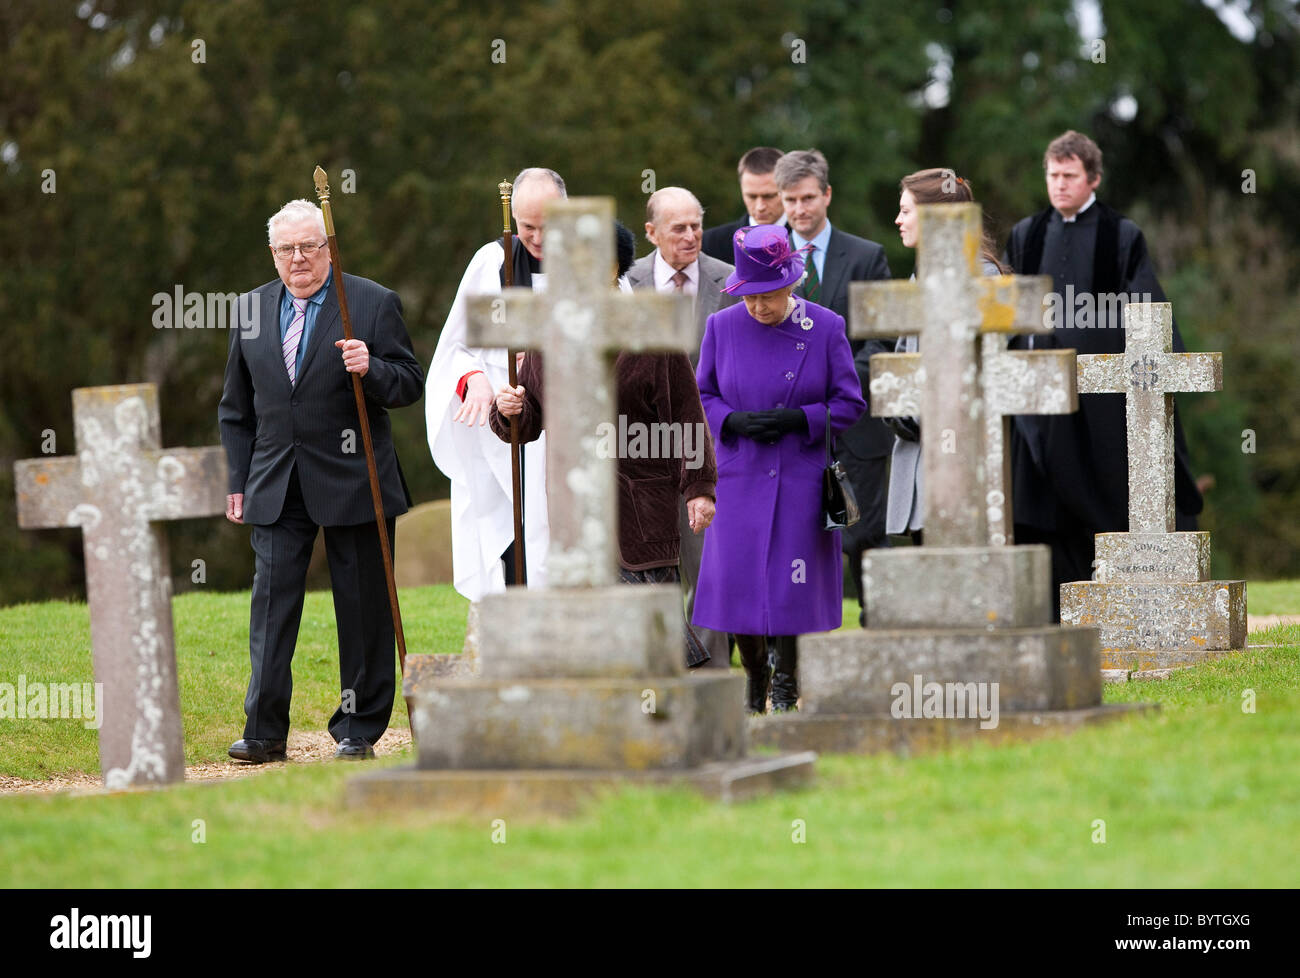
[426,167,565,600]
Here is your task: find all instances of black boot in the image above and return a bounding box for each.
[770,635,799,712]
[735,633,770,714]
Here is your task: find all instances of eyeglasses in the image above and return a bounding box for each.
[272,241,326,260]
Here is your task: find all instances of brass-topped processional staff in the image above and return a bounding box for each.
[312,165,410,697]
[500,179,527,586]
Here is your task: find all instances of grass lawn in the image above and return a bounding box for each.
[0,583,1297,887]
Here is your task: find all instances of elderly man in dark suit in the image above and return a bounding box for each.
[219,199,424,763]
[627,186,738,669]
[700,146,787,263]
[775,149,893,627]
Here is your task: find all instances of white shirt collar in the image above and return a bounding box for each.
[653,250,699,294]
[1061,192,1097,223]
[750,213,788,228]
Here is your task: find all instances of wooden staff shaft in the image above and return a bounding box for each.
[500,180,526,586]
[312,168,408,681]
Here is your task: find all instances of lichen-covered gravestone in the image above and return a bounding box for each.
[751,203,1149,755]
[868,326,1078,545]
[349,198,815,813]
[1060,302,1246,670]
[13,384,227,787]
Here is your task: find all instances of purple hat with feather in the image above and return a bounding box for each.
[721,224,808,296]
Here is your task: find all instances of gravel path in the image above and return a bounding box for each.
[1248,614,1300,631]
[0,730,413,796]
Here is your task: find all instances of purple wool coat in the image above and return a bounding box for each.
[692,300,867,636]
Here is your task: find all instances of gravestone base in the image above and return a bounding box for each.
[404,651,477,687]
[865,546,1051,629]
[799,625,1101,714]
[752,621,1132,755]
[1103,643,1276,679]
[749,703,1154,755]
[1094,531,1211,582]
[357,584,816,813]
[1099,648,1239,671]
[348,752,817,815]
[1061,579,1247,656]
[412,674,748,770]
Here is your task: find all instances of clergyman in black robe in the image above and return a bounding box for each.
[1004,131,1203,620]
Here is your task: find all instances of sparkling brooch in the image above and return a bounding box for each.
[800,317,813,331]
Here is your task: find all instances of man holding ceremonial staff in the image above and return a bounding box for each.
[219,196,423,762]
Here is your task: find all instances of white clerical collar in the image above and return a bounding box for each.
[1061,192,1097,223]
[653,250,698,290]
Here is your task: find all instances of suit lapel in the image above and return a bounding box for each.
[259,287,293,390]
[295,284,340,381]
[628,256,653,290]
[819,229,851,314]
[697,258,723,321]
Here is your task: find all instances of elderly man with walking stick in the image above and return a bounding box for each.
[219,185,424,763]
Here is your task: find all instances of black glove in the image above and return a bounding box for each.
[759,408,808,436]
[885,415,920,443]
[725,409,809,443]
[722,411,771,440]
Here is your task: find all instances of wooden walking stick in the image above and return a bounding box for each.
[312,165,412,731]
[500,179,527,585]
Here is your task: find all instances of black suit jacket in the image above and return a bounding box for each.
[797,226,894,458]
[219,273,425,527]
[701,215,747,264]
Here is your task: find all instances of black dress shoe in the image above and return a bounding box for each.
[228,738,287,764]
[335,737,375,760]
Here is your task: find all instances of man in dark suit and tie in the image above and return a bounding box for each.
[701,146,787,264]
[627,186,739,669]
[775,149,893,627]
[219,199,424,762]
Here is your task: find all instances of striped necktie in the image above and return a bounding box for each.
[283,296,307,384]
[801,245,821,302]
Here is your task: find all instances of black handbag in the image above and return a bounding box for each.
[821,406,860,531]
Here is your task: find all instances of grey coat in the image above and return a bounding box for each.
[884,331,923,534]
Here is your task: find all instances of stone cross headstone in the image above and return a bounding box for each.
[1060,302,1246,668]
[352,198,815,813]
[848,205,1055,546]
[868,337,1077,545]
[470,198,696,589]
[1077,302,1220,532]
[13,384,227,788]
[750,204,1145,755]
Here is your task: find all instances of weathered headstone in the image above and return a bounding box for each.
[350,199,815,812]
[1060,302,1246,670]
[750,204,1149,754]
[869,335,1078,545]
[13,384,227,787]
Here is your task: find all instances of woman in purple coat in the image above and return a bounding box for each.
[692,225,867,713]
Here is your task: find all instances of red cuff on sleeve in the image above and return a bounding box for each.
[456,370,484,401]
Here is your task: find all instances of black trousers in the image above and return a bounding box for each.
[244,467,397,744]
[837,449,890,622]
[1014,523,1094,623]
